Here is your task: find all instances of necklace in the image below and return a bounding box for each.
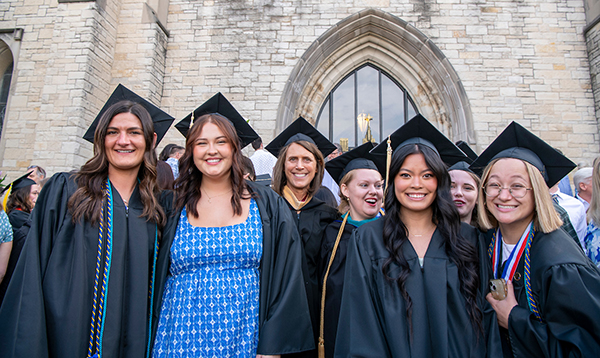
[202,188,232,204]
[408,224,436,238]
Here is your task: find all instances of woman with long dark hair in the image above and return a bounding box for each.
[0,85,175,358]
[266,117,338,356]
[335,115,500,357]
[153,94,313,357]
[5,174,40,232]
[474,122,600,357]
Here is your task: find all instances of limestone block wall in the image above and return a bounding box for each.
[160,0,598,165]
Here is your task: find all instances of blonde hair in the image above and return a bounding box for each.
[587,157,600,225]
[337,170,355,214]
[478,158,562,233]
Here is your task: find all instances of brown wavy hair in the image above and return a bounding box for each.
[68,100,165,228]
[7,185,35,214]
[174,113,250,217]
[272,140,325,197]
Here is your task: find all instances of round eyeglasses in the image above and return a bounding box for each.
[483,183,532,199]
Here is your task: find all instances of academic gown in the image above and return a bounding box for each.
[335,219,502,358]
[8,209,30,232]
[0,172,167,358]
[283,195,337,356]
[152,180,314,355]
[0,222,29,306]
[485,228,600,357]
[318,219,356,358]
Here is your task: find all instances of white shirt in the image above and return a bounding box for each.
[576,193,591,213]
[249,149,278,177]
[554,189,588,249]
[321,170,341,205]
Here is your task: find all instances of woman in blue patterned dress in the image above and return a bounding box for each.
[153,108,313,357]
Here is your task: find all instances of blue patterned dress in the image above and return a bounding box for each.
[153,199,263,357]
[585,220,600,268]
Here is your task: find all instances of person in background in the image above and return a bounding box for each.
[585,157,600,268]
[26,165,46,185]
[155,93,313,357]
[549,180,587,249]
[0,85,175,358]
[5,173,40,233]
[472,122,600,357]
[266,117,338,357]
[335,115,500,357]
[321,143,343,206]
[250,136,278,178]
[449,161,480,227]
[318,142,384,358]
[159,144,184,180]
[0,203,12,286]
[242,156,257,181]
[156,160,175,190]
[573,167,593,212]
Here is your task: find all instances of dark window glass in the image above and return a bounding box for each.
[316,63,418,151]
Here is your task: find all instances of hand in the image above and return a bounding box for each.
[256,355,281,358]
[486,279,518,329]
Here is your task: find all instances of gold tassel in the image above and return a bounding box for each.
[384,135,392,196]
[318,212,349,358]
[2,184,12,211]
[190,110,194,129]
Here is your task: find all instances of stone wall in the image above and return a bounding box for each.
[0,0,598,179]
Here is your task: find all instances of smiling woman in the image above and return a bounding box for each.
[334,115,502,358]
[0,87,174,358]
[153,94,314,358]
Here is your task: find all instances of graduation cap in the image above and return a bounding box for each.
[255,173,272,187]
[1,172,36,195]
[265,117,336,158]
[371,114,467,166]
[469,121,576,187]
[455,140,478,163]
[83,84,175,145]
[325,142,384,185]
[174,92,259,149]
[448,161,477,175]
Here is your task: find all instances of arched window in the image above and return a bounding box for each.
[315,64,417,151]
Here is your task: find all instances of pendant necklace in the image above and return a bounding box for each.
[202,189,232,204]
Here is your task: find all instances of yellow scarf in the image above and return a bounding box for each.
[282,185,313,211]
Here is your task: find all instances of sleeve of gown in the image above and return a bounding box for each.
[256,195,314,355]
[508,263,600,357]
[334,229,390,358]
[472,228,503,358]
[0,173,71,358]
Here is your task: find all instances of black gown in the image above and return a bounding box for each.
[335,219,502,358]
[318,219,356,358]
[153,180,315,355]
[485,228,600,357]
[283,195,337,356]
[7,209,30,232]
[0,172,169,358]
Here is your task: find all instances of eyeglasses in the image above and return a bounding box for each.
[483,183,532,199]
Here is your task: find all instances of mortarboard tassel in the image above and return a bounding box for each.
[385,135,392,196]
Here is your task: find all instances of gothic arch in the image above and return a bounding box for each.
[277,8,475,143]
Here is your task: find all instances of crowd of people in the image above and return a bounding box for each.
[0,85,599,358]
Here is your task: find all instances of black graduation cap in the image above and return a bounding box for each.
[174,92,259,149]
[371,114,467,166]
[265,116,336,158]
[448,161,477,175]
[325,142,384,185]
[455,140,478,163]
[255,173,272,187]
[83,84,175,145]
[1,172,37,195]
[469,121,576,187]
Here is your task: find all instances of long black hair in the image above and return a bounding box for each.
[382,143,482,336]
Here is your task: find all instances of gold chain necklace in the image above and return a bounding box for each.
[202,189,232,204]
